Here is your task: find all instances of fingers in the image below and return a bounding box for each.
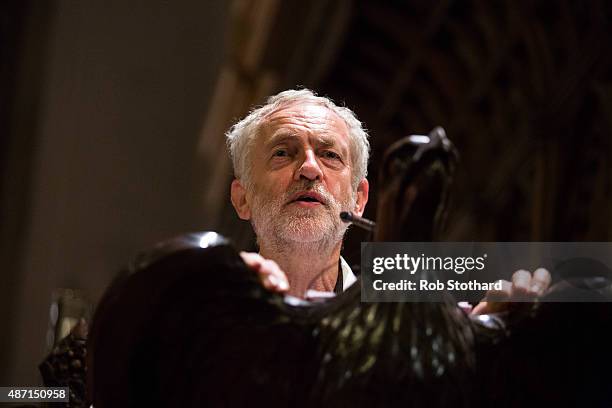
[239,251,265,276]
[511,269,533,299]
[260,259,289,292]
[240,252,289,293]
[470,280,511,314]
[485,280,512,302]
[511,268,551,298]
[531,268,551,295]
[471,267,551,315]
[471,301,489,315]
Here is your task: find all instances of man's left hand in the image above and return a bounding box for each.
[471,267,551,315]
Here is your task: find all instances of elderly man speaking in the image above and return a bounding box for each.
[225,88,550,307]
[226,89,369,297]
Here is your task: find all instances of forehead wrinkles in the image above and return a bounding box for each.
[258,103,352,159]
[263,103,348,135]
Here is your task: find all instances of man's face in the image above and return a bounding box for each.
[231,102,368,247]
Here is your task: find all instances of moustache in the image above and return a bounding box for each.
[284,182,335,206]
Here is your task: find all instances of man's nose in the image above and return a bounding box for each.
[295,150,323,181]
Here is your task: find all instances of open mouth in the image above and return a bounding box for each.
[289,192,325,206]
[295,196,320,203]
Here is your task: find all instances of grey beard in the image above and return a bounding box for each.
[249,182,356,254]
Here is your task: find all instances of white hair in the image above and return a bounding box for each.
[225,89,370,189]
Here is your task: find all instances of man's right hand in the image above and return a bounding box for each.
[239,252,290,293]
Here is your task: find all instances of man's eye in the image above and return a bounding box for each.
[322,151,341,160]
[272,149,288,157]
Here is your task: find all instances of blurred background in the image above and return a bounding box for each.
[1,0,611,385]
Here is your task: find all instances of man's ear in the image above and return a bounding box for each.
[354,178,369,217]
[230,179,251,220]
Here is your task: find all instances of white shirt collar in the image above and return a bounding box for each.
[340,256,357,291]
